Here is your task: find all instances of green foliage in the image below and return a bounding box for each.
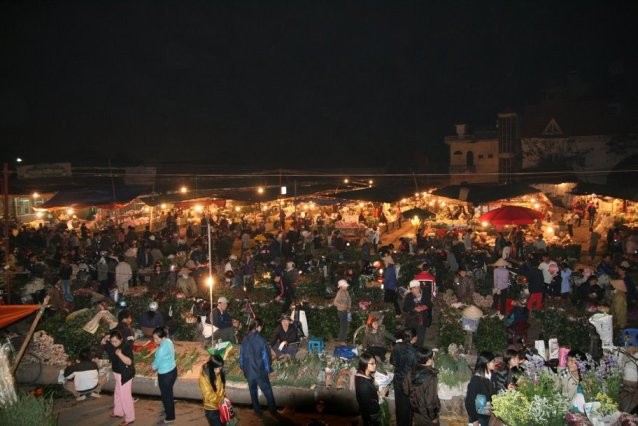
[475,314,507,354]
[436,353,471,387]
[0,393,57,426]
[536,305,590,351]
[437,306,465,349]
[38,310,108,359]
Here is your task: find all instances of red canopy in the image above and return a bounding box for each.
[478,205,543,225]
[0,305,40,329]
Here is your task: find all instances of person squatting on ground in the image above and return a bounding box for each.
[199,354,227,426]
[63,347,107,401]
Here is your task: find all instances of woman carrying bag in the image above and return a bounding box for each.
[199,354,229,426]
[465,351,497,426]
[101,329,135,426]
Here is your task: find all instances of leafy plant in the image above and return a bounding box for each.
[437,305,465,349]
[0,393,57,426]
[537,305,589,351]
[474,314,507,354]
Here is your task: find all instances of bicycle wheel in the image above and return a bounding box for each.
[15,353,43,384]
[352,325,367,348]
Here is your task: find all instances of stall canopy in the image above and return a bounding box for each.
[432,183,540,205]
[570,182,638,202]
[40,186,150,209]
[478,205,544,225]
[326,184,417,204]
[0,305,40,329]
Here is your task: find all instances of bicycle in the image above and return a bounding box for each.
[1,334,44,384]
[351,311,387,349]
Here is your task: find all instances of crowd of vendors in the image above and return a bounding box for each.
[3,190,638,425]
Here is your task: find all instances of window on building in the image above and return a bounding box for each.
[453,150,462,155]
[488,154,494,159]
[478,154,484,159]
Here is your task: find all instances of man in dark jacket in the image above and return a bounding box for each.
[240,318,278,416]
[390,329,418,426]
[521,257,544,315]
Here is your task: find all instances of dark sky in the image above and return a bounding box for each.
[1,1,637,170]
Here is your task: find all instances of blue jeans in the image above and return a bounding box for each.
[62,279,73,302]
[204,409,223,426]
[247,374,276,414]
[158,367,177,421]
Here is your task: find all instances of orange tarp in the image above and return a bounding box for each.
[0,305,40,329]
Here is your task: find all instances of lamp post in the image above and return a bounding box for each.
[207,222,214,326]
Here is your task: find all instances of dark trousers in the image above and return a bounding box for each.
[337,310,349,342]
[204,409,223,426]
[493,288,508,314]
[384,289,401,315]
[248,375,277,414]
[416,325,427,348]
[394,385,413,426]
[158,367,177,421]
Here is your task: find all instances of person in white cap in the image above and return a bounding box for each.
[211,296,238,343]
[333,279,352,345]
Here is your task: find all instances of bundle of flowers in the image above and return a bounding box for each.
[472,292,493,309]
[576,352,623,402]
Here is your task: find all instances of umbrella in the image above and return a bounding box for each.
[478,205,543,225]
[401,207,436,221]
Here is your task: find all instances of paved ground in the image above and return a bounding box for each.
[49,391,360,426]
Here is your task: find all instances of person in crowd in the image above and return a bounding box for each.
[403,347,440,426]
[382,257,401,317]
[492,258,510,315]
[240,318,278,417]
[533,234,547,252]
[139,301,164,338]
[115,255,133,295]
[454,266,475,305]
[59,255,73,302]
[151,327,177,424]
[610,279,628,331]
[494,233,506,257]
[211,296,237,343]
[597,254,615,276]
[589,228,601,260]
[618,263,637,308]
[538,253,558,296]
[362,314,395,362]
[403,280,431,347]
[101,330,135,425]
[116,310,135,344]
[560,261,573,298]
[520,255,544,315]
[176,267,197,297]
[579,275,605,306]
[270,314,300,360]
[281,261,299,313]
[149,261,167,291]
[333,279,352,345]
[492,349,522,393]
[199,354,227,426]
[97,254,110,295]
[390,329,418,426]
[63,347,106,401]
[558,350,585,401]
[465,351,496,426]
[355,352,389,426]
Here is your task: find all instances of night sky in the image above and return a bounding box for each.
[1,1,637,171]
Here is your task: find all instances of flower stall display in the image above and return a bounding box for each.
[492,351,629,426]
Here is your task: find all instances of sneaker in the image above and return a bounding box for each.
[90,392,101,398]
[163,420,175,424]
[133,398,139,403]
[76,395,87,401]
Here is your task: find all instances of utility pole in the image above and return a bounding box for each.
[3,162,11,303]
